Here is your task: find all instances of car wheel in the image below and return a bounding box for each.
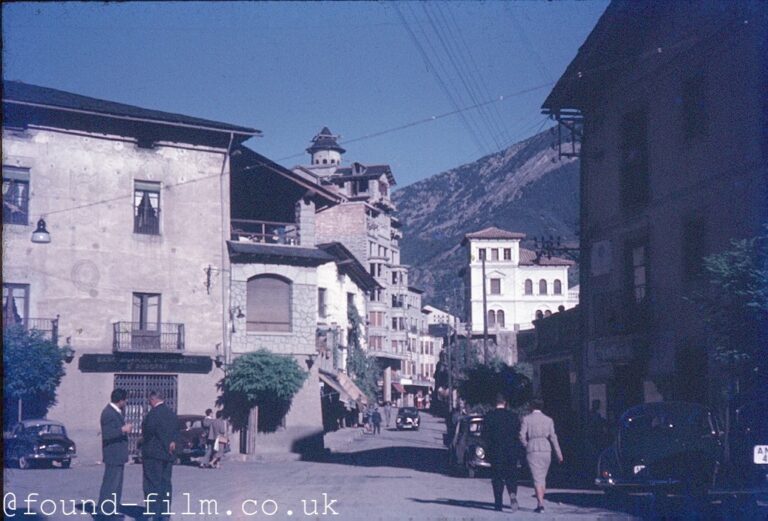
[18,455,31,470]
[61,460,71,469]
[467,466,476,479]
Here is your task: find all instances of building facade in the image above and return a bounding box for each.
[2,81,257,460]
[541,1,768,422]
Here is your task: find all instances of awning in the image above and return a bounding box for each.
[336,370,369,407]
[392,383,406,394]
[319,371,354,406]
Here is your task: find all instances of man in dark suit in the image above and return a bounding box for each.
[141,391,178,521]
[483,393,522,512]
[98,388,132,519]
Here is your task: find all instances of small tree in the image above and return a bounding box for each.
[218,350,308,433]
[346,302,382,402]
[458,360,532,410]
[3,325,67,427]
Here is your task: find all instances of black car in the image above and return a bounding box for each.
[396,407,420,430]
[596,402,723,497]
[732,396,768,499]
[176,415,208,464]
[4,420,76,469]
[447,414,490,478]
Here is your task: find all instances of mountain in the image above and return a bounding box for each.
[392,128,580,314]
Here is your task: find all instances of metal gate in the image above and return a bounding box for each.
[114,374,178,456]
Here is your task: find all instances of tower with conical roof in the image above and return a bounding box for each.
[306,127,345,167]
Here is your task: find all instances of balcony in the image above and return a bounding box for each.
[112,322,185,353]
[3,317,59,344]
[231,219,299,245]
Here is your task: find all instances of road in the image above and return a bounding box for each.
[3,412,762,520]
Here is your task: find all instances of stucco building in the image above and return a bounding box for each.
[541,1,768,421]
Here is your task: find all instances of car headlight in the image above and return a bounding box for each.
[39,444,47,450]
[396,418,402,423]
[475,447,485,459]
[68,445,76,453]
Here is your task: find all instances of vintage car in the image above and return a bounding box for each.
[4,419,77,469]
[396,407,421,430]
[731,396,768,502]
[176,414,208,464]
[596,402,723,497]
[447,414,490,478]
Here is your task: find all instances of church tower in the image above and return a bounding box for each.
[306,127,345,167]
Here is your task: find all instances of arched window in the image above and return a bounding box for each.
[539,279,548,295]
[496,310,505,328]
[535,310,543,320]
[246,275,291,332]
[487,310,496,327]
[554,279,562,295]
[524,279,533,295]
[322,159,328,164]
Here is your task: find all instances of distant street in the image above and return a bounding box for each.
[4,412,764,520]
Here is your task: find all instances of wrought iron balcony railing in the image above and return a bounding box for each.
[112,322,185,352]
[3,317,59,344]
[231,219,299,245]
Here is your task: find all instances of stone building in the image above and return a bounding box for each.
[461,226,578,364]
[2,80,258,460]
[294,127,409,403]
[541,1,768,421]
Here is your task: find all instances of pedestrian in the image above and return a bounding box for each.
[97,388,132,519]
[520,398,563,513]
[201,408,215,467]
[372,407,382,435]
[141,391,178,521]
[383,401,392,428]
[206,411,229,469]
[483,393,522,512]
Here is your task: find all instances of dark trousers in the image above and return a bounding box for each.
[143,458,173,518]
[373,423,381,435]
[490,462,518,509]
[98,464,125,514]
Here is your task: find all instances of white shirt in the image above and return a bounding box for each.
[109,402,122,415]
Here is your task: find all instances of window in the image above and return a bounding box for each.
[490,278,501,295]
[682,72,707,142]
[134,181,160,235]
[379,181,389,197]
[524,279,533,295]
[3,283,29,325]
[347,292,355,312]
[503,248,512,261]
[3,166,30,225]
[631,244,648,304]
[247,275,291,332]
[554,280,563,295]
[539,279,548,295]
[318,288,327,318]
[132,292,161,350]
[478,248,486,261]
[369,263,382,278]
[369,311,384,327]
[496,310,505,328]
[620,109,649,209]
[487,310,496,327]
[369,336,383,350]
[491,249,499,261]
[370,289,382,302]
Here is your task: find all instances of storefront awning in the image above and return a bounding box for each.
[392,383,406,394]
[336,370,369,407]
[319,371,354,406]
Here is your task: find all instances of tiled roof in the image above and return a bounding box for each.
[306,127,346,154]
[3,80,259,135]
[518,248,575,266]
[333,163,396,185]
[228,241,334,266]
[463,226,527,241]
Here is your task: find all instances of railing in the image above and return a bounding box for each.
[231,219,299,245]
[3,317,59,344]
[113,322,185,352]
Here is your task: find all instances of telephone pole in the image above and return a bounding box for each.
[481,255,488,362]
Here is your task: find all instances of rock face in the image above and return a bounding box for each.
[393,128,580,314]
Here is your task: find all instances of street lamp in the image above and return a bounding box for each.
[31,217,51,243]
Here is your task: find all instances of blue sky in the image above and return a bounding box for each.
[3,1,607,187]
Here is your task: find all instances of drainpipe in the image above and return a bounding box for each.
[221,132,234,365]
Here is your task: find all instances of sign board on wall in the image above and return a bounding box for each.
[79,354,213,374]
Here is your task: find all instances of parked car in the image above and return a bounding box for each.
[447,414,490,478]
[596,402,723,497]
[4,420,76,469]
[396,407,421,431]
[731,396,768,502]
[176,414,208,464]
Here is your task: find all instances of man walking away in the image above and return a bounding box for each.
[141,391,178,521]
[98,388,132,519]
[483,393,522,512]
[372,407,382,435]
[201,408,214,467]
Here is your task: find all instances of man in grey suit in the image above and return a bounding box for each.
[98,388,132,519]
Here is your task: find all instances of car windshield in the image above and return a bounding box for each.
[620,406,704,446]
[33,424,65,435]
[400,408,417,415]
[468,420,483,435]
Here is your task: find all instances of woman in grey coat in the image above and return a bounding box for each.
[520,398,563,513]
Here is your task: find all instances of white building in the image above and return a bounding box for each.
[462,227,578,333]
[422,304,461,327]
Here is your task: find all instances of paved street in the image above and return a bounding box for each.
[4,412,763,520]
